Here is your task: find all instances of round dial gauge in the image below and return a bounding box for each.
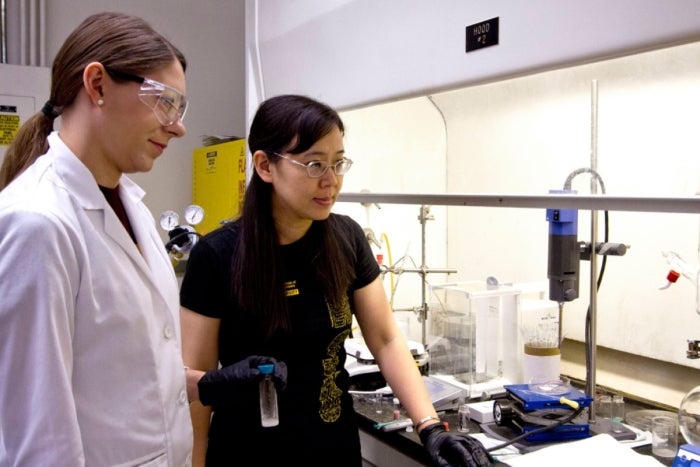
[159,210,180,231]
[184,204,205,225]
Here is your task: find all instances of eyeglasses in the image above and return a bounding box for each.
[104,67,188,126]
[275,153,353,178]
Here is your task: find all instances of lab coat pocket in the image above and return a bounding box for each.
[137,451,168,467]
[114,449,167,467]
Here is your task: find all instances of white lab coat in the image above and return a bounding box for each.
[0,132,192,466]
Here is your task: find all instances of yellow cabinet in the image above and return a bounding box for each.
[192,139,246,235]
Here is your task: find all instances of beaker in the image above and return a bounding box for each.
[522,344,561,384]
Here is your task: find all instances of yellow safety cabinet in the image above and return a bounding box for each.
[192,139,246,235]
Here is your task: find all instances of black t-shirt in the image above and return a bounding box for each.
[180,213,379,466]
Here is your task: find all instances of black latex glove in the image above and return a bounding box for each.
[198,355,288,407]
[419,423,492,467]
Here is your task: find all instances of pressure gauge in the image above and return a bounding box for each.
[184,204,205,225]
[159,210,180,231]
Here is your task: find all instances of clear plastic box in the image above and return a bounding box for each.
[427,281,522,398]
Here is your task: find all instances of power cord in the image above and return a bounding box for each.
[485,406,585,453]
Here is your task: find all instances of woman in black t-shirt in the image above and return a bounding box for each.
[180,94,491,467]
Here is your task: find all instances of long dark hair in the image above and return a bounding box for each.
[0,11,186,189]
[232,94,355,338]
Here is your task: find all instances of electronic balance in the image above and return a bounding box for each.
[344,337,467,408]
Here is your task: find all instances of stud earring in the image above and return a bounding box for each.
[97,99,104,106]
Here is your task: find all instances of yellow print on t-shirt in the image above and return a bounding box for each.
[327,294,351,329]
[284,280,299,297]
[319,329,349,422]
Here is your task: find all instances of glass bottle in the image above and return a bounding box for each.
[611,394,625,433]
[458,403,471,433]
[258,363,279,427]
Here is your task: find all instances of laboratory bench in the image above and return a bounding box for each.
[353,380,685,466]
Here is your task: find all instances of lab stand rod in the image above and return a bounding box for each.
[378,205,458,346]
[338,193,700,214]
[420,206,428,344]
[416,206,459,344]
[588,207,599,418]
[587,80,599,420]
[393,268,458,274]
[413,206,458,345]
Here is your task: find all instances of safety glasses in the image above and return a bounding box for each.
[275,153,353,178]
[104,67,188,126]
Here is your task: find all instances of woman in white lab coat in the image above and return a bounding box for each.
[0,12,192,466]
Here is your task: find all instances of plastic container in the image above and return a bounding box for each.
[258,363,279,427]
[428,281,521,395]
[519,297,560,378]
[522,344,560,384]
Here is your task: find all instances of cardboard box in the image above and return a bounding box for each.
[192,139,246,235]
[467,400,495,423]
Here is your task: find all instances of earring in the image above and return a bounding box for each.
[97,99,104,106]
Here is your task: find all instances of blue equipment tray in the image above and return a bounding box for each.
[504,383,593,411]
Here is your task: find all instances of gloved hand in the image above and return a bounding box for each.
[419,422,491,467]
[198,355,288,407]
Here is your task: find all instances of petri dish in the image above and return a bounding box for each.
[529,380,571,396]
[626,409,676,431]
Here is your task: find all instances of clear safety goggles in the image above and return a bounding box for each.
[104,67,188,126]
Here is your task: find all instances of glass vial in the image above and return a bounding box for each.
[374,392,383,414]
[611,394,625,433]
[258,364,279,427]
[597,394,612,420]
[392,397,401,420]
[458,403,471,433]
